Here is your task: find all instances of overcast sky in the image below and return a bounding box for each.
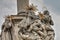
[0,0,60,40]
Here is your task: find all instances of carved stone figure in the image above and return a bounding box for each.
[43,10,54,25]
[39,10,54,26]
[0,0,55,40]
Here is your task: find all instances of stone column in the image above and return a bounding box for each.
[17,0,29,13]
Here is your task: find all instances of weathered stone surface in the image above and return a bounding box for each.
[0,1,55,40]
[0,10,55,40]
[17,0,29,13]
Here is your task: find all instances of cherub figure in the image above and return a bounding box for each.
[38,10,54,25]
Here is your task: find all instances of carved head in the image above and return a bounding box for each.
[43,10,49,15]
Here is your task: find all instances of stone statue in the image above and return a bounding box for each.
[39,10,54,26]
[0,0,55,40]
[43,10,54,25]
